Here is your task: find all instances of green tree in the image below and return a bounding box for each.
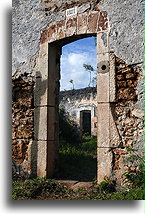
[69,79,74,90]
[83,64,96,87]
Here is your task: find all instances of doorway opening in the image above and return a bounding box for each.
[54,36,97,182]
[80,110,91,137]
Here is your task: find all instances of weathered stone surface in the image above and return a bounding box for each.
[77,12,88,34]
[87,11,99,33]
[35,43,49,80]
[131,109,144,119]
[34,107,47,141]
[97,72,109,102]
[97,52,110,73]
[34,77,48,106]
[47,24,57,42]
[100,0,143,65]
[109,53,116,102]
[97,148,112,183]
[56,20,66,40]
[12,0,144,184]
[97,11,108,32]
[66,17,77,37]
[117,87,137,101]
[37,141,47,177]
[97,103,109,147]
[97,32,109,54]
[12,75,34,167]
[109,104,121,147]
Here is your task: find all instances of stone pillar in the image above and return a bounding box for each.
[97,32,114,183]
[34,43,61,178]
[34,42,49,177]
[47,44,61,177]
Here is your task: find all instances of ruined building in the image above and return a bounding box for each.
[59,87,97,138]
[12,0,144,184]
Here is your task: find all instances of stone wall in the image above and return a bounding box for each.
[59,87,97,136]
[12,74,34,174]
[110,56,144,183]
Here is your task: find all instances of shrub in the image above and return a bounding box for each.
[122,149,144,188]
[59,107,80,145]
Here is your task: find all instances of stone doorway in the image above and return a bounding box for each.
[35,10,115,183]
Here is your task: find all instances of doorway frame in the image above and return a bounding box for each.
[34,10,116,183]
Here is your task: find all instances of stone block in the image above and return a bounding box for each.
[34,106,47,141]
[56,21,65,40]
[40,29,48,44]
[36,43,48,80]
[77,12,88,34]
[37,141,47,177]
[97,72,109,102]
[97,52,110,73]
[116,75,125,81]
[109,53,116,102]
[131,109,144,119]
[47,24,57,43]
[34,77,48,106]
[109,104,121,147]
[97,148,112,183]
[65,17,77,37]
[97,11,108,32]
[97,32,109,54]
[97,103,109,147]
[87,11,99,33]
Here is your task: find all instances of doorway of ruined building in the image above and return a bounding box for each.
[47,34,97,181]
[36,11,113,183]
[80,110,91,139]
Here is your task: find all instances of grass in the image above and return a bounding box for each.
[54,137,97,181]
[12,135,144,200]
[12,177,144,200]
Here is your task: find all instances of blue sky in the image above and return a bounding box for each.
[60,37,97,91]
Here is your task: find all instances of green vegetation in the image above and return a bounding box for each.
[59,107,80,146]
[12,177,143,200]
[55,137,97,181]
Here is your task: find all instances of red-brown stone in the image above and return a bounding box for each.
[48,24,57,39]
[126,73,135,79]
[57,21,65,40]
[97,11,108,32]
[40,29,48,44]
[88,12,99,33]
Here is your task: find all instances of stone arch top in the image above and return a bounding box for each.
[40,11,109,44]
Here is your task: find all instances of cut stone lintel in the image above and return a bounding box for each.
[40,11,108,44]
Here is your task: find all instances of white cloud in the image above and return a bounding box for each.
[60,51,97,90]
